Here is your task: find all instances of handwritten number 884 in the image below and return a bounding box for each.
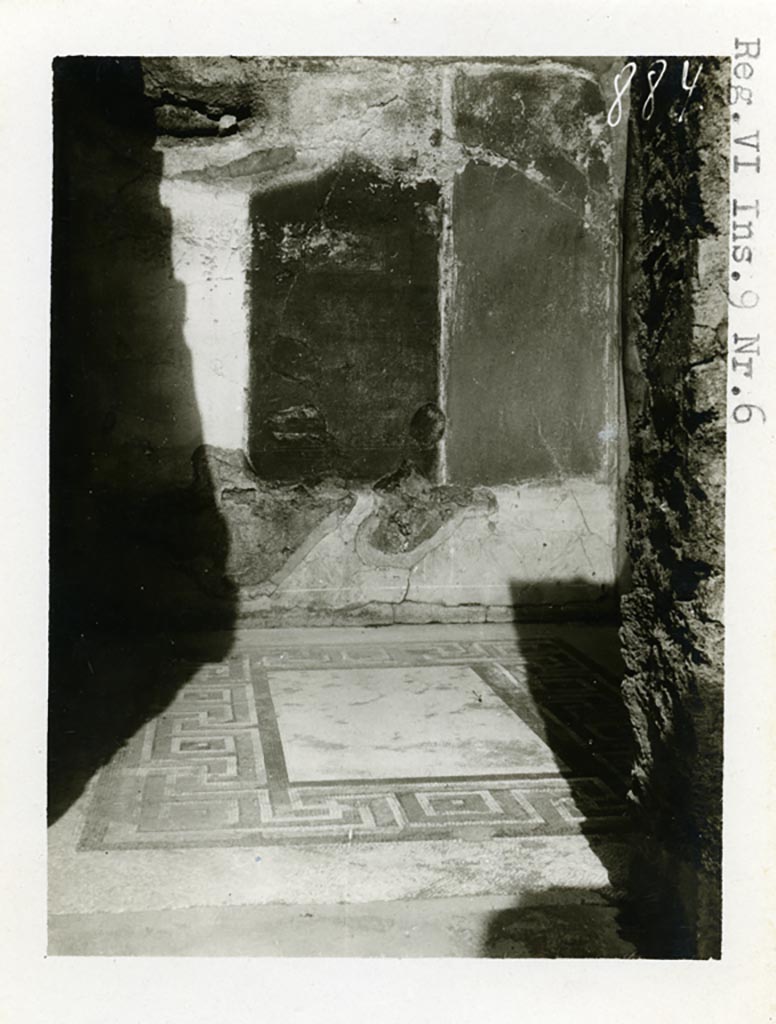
[607,59,703,128]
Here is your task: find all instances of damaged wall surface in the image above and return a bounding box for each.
[619,59,728,958]
[249,162,441,481]
[52,56,626,626]
[448,68,618,483]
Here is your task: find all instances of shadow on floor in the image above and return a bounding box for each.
[49,57,237,823]
[480,579,641,958]
[482,885,638,958]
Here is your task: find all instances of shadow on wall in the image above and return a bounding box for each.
[480,578,643,958]
[49,58,237,824]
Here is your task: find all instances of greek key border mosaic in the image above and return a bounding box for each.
[80,638,632,850]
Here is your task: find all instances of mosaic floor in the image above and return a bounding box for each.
[80,632,632,851]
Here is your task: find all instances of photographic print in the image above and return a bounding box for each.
[46,51,732,961]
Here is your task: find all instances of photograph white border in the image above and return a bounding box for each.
[2,1,774,1021]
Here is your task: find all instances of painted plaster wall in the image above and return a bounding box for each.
[52,57,625,624]
[196,459,618,623]
[448,66,618,483]
[248,162,441,480]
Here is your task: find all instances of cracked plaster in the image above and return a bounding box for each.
[58,56,625,623]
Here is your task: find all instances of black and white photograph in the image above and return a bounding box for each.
[2,2,775,1020]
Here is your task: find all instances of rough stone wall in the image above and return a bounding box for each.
[52,57,626,626]
[619,59,728,957]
